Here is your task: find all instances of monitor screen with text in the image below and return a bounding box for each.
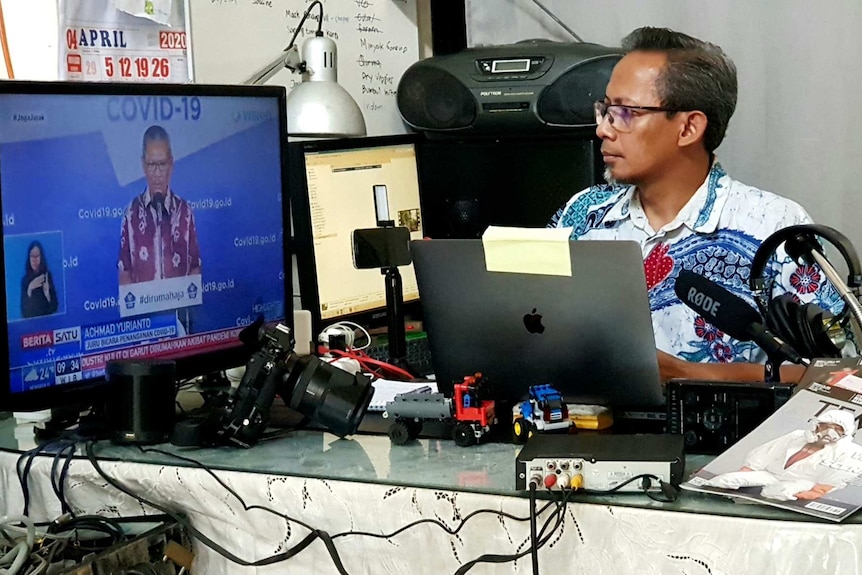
[292,136,423,330]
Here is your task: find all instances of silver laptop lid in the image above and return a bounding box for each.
[411,239,664,408]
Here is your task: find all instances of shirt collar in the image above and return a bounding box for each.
[597,161,730,234]
[670,161,730,234]
[142,188,173,209]
[600,185,637,224]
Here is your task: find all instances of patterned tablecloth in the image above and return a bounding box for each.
[2,445,861,575]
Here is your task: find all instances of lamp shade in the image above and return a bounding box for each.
[287,35,366,138]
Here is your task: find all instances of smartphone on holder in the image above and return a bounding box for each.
[352,227,412,269]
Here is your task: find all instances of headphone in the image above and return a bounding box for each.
[750,224,862,359]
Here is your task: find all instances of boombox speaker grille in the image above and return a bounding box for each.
[397,66,477,131]
[537,57,618,126]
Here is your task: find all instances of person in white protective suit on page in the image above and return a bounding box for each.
[706,409,862,501]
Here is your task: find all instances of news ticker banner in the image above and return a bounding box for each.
[18,320,244,391]
[58,0,191,83]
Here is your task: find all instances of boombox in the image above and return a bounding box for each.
[397,41,621,135]
[666,379,796,454]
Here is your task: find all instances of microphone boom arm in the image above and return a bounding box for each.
[806,249,862,352]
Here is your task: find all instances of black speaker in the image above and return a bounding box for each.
[398,40,621,135]
[416,135,603,238]
[104,359,176,444]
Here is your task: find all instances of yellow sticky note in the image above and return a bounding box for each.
[481,226,573,276]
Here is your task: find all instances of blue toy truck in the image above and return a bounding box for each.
[512,384,572,443]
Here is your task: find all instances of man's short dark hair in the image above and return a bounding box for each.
[142,125,172,158]
[621,27,737,154]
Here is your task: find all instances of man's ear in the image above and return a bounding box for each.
[678,110,708,150]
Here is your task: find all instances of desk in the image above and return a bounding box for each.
[1,418,861,574]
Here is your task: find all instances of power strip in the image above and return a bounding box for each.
[515,434,685,492]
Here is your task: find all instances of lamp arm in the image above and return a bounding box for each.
[241,0,324,86]
[243,45,302,86]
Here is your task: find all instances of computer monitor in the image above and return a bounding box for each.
[0,81,291,412]
[289,135,424,336]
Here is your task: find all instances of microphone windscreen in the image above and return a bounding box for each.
[674,270,762,342]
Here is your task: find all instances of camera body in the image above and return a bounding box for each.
[216,324,295,446]
[172,323,374,448]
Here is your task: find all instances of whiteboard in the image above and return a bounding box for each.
[188,0,420,136]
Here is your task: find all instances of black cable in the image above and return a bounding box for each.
[49,442,77,516]
[452,489,572,575]
[287,0,324,51]
[95,441,661,574]
[332,499,559,541]
[576,473,673,497]
[642,477,679,503]
[57,442,78,514]
[133,446,318,532]
[16,438,72,516]
[17,442,46,515]
[134,444,571,571]
[455,490,565,575]
[85,441,352,572]
[48,514,125,548]
[140,443,553,545]
[529,484,539,575]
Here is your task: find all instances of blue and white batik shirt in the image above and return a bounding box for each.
[548,162,841,364]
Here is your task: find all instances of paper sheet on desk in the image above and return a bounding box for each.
[368,379,437,412]
[481,226,573,276]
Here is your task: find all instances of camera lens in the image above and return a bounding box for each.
[284,354,374,437]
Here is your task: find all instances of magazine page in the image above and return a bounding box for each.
[683,358,862,522]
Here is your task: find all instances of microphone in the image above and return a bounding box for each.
[674,270,808,366]
[151,193,167,222]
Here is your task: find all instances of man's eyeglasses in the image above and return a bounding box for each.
[593,101,685,133]
[145,160,170,174]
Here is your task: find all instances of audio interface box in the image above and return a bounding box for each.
[515,434,685,492]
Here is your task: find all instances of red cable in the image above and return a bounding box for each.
[325,348,416,381]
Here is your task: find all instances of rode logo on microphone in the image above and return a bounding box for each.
[687,287,721,317]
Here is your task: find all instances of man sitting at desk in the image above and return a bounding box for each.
[549,26,837,383]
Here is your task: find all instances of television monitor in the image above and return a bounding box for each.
[0,81,291,412]
[415,133,604,238]
[289,135,424,336]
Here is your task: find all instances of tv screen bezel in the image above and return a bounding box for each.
[0,80,292,413]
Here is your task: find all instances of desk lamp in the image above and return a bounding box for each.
[243,0,366,138]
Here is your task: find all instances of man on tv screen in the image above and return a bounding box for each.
[118,124,201,285]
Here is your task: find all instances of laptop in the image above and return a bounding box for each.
[410,239,664,409]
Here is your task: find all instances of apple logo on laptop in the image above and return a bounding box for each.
[523,308,545,334]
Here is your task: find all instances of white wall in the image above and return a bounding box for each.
[466,0,862,255]
[0,0,58,80]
